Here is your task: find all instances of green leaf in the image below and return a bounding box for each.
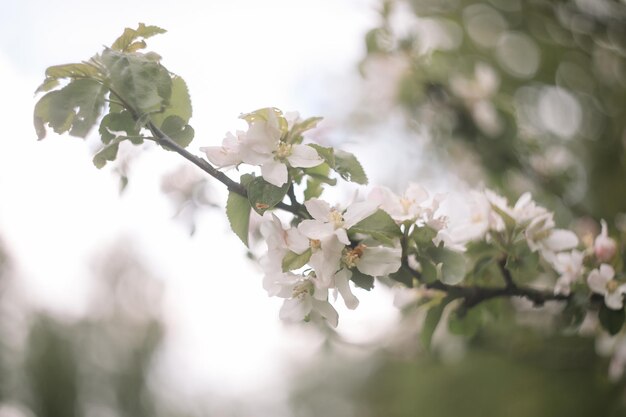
[160,115,194,148]
[599,304,625,336]
[151,76,193,126]
[246,177,290,215]
[334,150,368,184]
[99,110,139,144]
[448,306,481,337]
[304,179,324,200]
[282,249,312,272]
[389,265,414,287]
[416,255,438,283]
[410,226,438,245]
[111,23,166,52]
[490,202,516,234]
[226,191,252,247]
[349,209,402,245]
[421,297,452,350]
[307,144,335,167]
[102,49,172,115]
[35,62,102,94]
[350,268,375,291]
[427,246,467,285]
[290,117,323,142]
[92,137,126,169]
[33,79,106,139]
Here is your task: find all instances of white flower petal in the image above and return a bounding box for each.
[605,292,624,310]
[287,144,323,168]
[334,228,351,245]
[311,299,339,327]
[304,199,332,221]
[343,201,379,229]
[279,296,312,322]
[405,183,429,204]
[286,228,310,254]
[201,145,242,167]
[335,268,359,310]
[587,268,610,294]
[298,220,335,240]
[357,246,402,277]
[600,264,616,280]
[543,229,579,252]
[261,161,288,187]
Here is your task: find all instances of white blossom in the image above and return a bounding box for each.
[201,110,323,187]
[550,250,584,295]
[588,264,626,310]
[368,183,429,222]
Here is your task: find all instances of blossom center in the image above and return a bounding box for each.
[310,239,321,251]
[329,209,344,229]
[275,142,293,159]
[292,280,313,299]
[400,197,413,214]
[606,280,619,293]
[342,244,367,269]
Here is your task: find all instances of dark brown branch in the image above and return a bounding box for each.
[145,122,309,218]
[426,280,570,310]
[403,264,570,311]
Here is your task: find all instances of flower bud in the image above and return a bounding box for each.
[595,220,617,262]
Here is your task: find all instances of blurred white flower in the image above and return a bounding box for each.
[588,264,626,310]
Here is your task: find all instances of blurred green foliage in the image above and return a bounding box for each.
[362,0,626,222]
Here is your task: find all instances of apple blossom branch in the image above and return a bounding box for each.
[406,261,571,311]
[145,121,310,218]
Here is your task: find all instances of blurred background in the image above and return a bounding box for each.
[2,0,626,416]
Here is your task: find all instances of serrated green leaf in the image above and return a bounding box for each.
[34,78,60,94]
[334,150,368,184]
[160,115,194,148]
[111,23,166,52]
[599,304,625,336]
[33,79,106,139]
[349,209,402,245]
[427,246,467,285]
[246,177,289,215]
[282,249,312,272]
[102,49,172,115]
[350,268,375,291]
[226,191,251,247]
[421,297,452,350]
[99,110,139,144]
[151,76,192,126]
[45,62,101,80]
[307,144,335,167]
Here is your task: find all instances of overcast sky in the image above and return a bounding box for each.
[0,0,406,403]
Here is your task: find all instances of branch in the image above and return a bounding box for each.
[145,122,309,218]
[403,264,571,311]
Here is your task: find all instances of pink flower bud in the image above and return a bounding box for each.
[595,220,617,262]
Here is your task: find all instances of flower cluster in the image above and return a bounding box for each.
[198,108,624,342]
[201,108,323,187]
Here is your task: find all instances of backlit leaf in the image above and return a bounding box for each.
[226,191,251,247]
[246,177,290,215]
